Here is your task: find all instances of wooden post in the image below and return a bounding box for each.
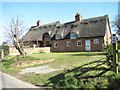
[112,34,118,74]
[115,43,118,74]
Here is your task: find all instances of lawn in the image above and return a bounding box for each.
[1,52,120,89]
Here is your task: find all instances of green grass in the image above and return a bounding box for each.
[47,57,116,88]
[1,52,120,89]
[28,52,105,69]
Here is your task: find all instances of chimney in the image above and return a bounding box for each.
[37,20,41,26]
[75,13,82,21]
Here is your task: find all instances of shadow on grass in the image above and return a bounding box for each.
[70,52,107,56]
[42,58,114,88]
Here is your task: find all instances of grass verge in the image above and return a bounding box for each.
[1,52,120,89]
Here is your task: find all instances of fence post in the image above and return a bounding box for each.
[112,34,118,74]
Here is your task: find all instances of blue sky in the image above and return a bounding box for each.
[0,1,119,45]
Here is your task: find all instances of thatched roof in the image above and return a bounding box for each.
[53,15,109,40]
[23,21,60,41]
[23,15,110,41]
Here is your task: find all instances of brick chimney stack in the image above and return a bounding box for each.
[75,13,82,21]
[37,20,41,26]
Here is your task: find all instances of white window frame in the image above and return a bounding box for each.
[66,41,71,47]
[56,34,62,40]
[94,39,99,44]
[54,42,58,48]
[70,33,77,39]
[77,40,82,47]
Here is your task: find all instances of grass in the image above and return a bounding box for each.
[28,52,105,69]
[1,52,120,89]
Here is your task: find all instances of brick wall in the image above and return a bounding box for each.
[43,37,51,47]
[51,37,104,52]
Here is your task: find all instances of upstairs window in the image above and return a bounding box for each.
[43,33,49,40]
[94,39,99,44]
[70,33,77,39]
[54,42,58,48]
[77,40,82,47]
[66,41,71,47]
[56,34,62,39]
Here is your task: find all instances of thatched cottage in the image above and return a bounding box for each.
[23,13,111,52]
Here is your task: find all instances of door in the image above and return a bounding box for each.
[85,40,91,51]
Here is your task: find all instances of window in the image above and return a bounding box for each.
[43,33,49,40]
[70,33,77,39]
[56,34,62,39]
[77,40,82,47]
[94,39,99,44]
[66,41,71,47]
[54,42,58,48]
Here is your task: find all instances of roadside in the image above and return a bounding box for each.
[0,71,39,88]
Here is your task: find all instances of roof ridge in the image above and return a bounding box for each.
[32,21,60,29]
[81,15,108,21]
[38,21,60,27]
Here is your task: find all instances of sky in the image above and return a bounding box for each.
[0,1,120,45]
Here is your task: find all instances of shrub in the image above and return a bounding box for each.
[108,73,120,89]
[105,42,113,68]
[2,45,9,57]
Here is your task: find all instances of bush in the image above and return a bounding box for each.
[105,42,113,68]
[108,73,120,89]
[2,45,9,57]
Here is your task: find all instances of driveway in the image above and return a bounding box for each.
[0,71,39,89]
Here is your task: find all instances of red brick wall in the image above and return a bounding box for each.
[43,37,51,47]
[51,37,104,52]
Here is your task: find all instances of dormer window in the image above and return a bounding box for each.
[56,34,62,39]
[43,33,49,40]
[70,33,77,39]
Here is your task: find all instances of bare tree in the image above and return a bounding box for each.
[4,16,27,56]
[112,15,120,34]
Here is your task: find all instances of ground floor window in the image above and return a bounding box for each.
[46,41,50,47]
[77,40,82,47]
[66,41,71,47]
[94,39,99,44]
[54,42,58,48]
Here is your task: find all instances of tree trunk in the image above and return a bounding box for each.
[17,47,26,56]
[14,44,26,56]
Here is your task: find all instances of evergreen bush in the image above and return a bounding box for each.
[2,45,9,57]
[105,42,113,68]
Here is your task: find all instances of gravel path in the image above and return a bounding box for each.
[19,66,64,74]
